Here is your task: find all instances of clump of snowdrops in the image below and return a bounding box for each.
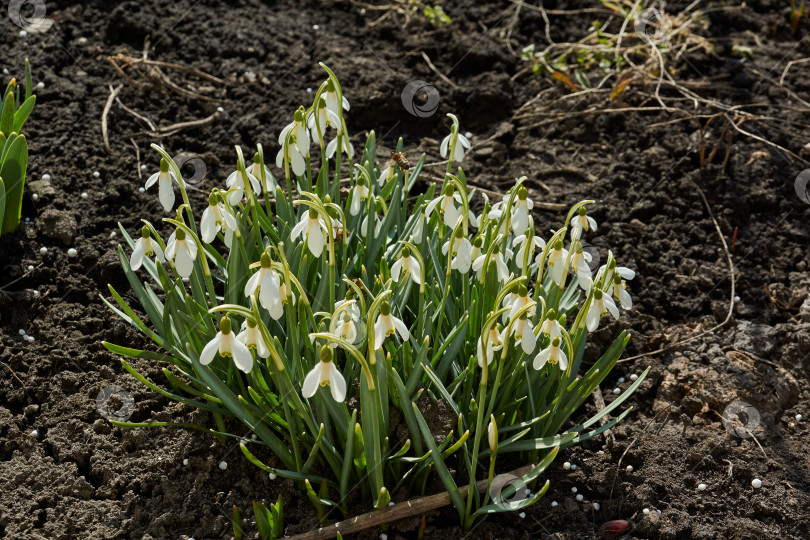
[103,63,647,527]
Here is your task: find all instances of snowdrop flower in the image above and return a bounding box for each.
[487,202,509,236]
[291,209,329,257]
[372,301,409,350]
[225,167,261,206]
[201,316,253,373]
[349,176,369,216]
[607,273,633,310]
[477,325,504,368]
[533,336,568,372]
[165,228,198,279]
[472,249,512,284]
[391,246,421,285]
[469,210,481,229]
[539,309,562,341]
[307,97,341,139]
[586,289,620,332]
[377,158,397,187]
[503,285,536,322]
[302,347,346,402]
[570,248,593,290]
[276,108,310,177]
[513,230,546,267]
[440,128,471,163]
[331,311,358,346]
[442,228,473,273]
[247,153,278,193]
[571,207,597,240]
[324,78,349,118]
[510,313,537,355]
[326,129,355,160]
[426,184,462,228]
[201,192,237,246]
[245,252,283,319]
[546,239,569,286]
[470,237,483,261]
[237,319,270,359]
[360,202,383,239]
[511,187,533,234]
[130,226,165,271]
[601,261,636,288]
[335,297,361,322]
[145,159,178,213]
[411,212,426,243]
[488,415,498,453]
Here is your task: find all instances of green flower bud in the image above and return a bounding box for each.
[220,316,232,335]
[309,208,319,219]
[160,158,169,173]
[320,345,334,363]
[141,226,150,239]
[176,228,186,241]
[260,251,272,268]
[380,301,391,316]
[401,246,411,258]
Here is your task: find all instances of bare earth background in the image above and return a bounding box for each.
[1,0,809,539]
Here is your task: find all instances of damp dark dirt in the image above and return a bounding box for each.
[1,1,809,539]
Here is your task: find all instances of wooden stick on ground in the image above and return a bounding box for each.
[287,463,536,540]
[102,84,123,154]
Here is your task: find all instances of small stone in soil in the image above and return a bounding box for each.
[698,483,707,491]
[18,329,25,335]
[269,472,277,480]
[796,414,803,421]
[618,377,626,383]
[751,478,762,488]
[93,171,100,178]
[571,487,577,493]
[551,501,558,507]
[81,192,88,199]
[67,248,78,258]
[576,494,583,502]
[643,508,650,515]
[37,81,45,88]
[563,461,571,470]
[217,106,224,113]
[40,247,47,255]
[630,374,638,381]
[219,461,227,470]
[183,459,189,466]
[519,512,526,518]
[139,187,145,193]
[32,193,39,201]
[613,388,621,395]
[626,465,634,473]
[593,502,601,511]
[42,174,51,181]
[31,430,38,437]
[571,464,577,470]
[27,265,33,271]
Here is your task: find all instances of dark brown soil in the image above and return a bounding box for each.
[1,1,809,539]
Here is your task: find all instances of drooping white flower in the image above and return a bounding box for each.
[477,325,504,368]
[130,226,165,271]
[201,192,238,246]
[570,248,593,290]
[200,316,253,373]
[245,252,283,319]
[275,108,310,177]
[307,97,341,140]
[425,184,462,228]
[236,319,270,359]
[144,159,178,213]
[486,201,509,236]
[502,285,536,322]
[372,301,409,350]
[291,208,329,257]
[571,207,597,240]
[511,186,534,235]
[510,313,537,355]
[470,237,483,262]
[585,289,620,332]
[472,249,512,284]
[469,210,481,229]
[546,240,569,286]
[377,159,396,187]
[607,273,633,310]
[360,204,383,239]
[349,176,369,216]
[513,232,546,268]
[302,347,346,402]
[326,128,355,160]
[539,309,562,341]
[600,262,636,288]
[411,212,426,244]
[247,153,278,193]
[440,129,471,163]
[391,246,421,285]
[335,298,361,322]
[533,336,568,372]
[324,78,350,118]
[331,311,358,346]
[442,229,473,273]
[164,228,198,278]
[225,168,262,206]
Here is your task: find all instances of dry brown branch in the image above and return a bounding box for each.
[127,110,221,138]
[102,84,123,155]
[288,462,537,540]
[420,51,458,89]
